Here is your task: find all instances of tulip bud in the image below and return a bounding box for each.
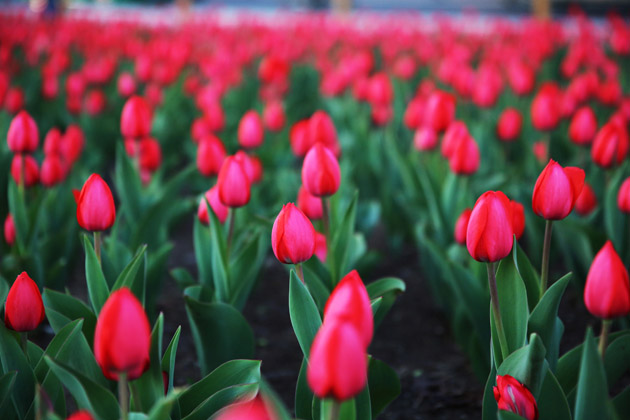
[591,121,629,169]
[4,214,15,246]
[117,72,137,98]
[238,111,264,149]
[94,288,151,381]
[66,410,94,420]
[532,159,585,220]
[532,141,548,164]
[424,90,456,133]
[271,203,315,264]
[217,156,251,208]
[11,155,39,188]
[120,96,152,139]
[43,127,63,156]
[496,108,522,142]
[466,191,514,262]
[4,87,24,114]
[575,182,597,216]
[138,137,162,173]
[449,135,480,176]
[413,126,438,151]
[493,375,539,420]
[569,106,597,146]
[531,83,561,132]
[7,110,39,154]
[290,120,311,157]
[403,97,424,130]
[308,111,339,155]
[297,185,323,220]
[215,396,277,420]
[263,101,285,132]
[441,121,469,159]
[84,90,106,116]
[314,231,327,262]
[197,186,229,225]
[584,241,630,319]
[507,60,535,96]
[454,208,472,245]
[203,102,225,133]
[302,143,341,197]
[62,125,85,165]
[234,151,263,184]
[41,155,66,187]
[511,200,525,240]
[196,134,226,177]
[307,319,368,401]
[324,270,373,349]
[76,174,116,232]
[618,177,630,213]
[4,272,45,332]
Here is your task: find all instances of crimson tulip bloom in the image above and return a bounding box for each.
[441,121,469,159]
[216,397,277,420]
[11,155,39,188]
[531,83,561,132]
[234,151,263,184]
[466,191,514,263]
[62,125,85,165]
[4,214,15,246]
[324,270,373,349]
[307,319,368,401]
[238,111,264,149]
[618,177,630,213]
[217,156,251,208]
[196,134,226,177]
[297,185,323,220]
[41,155,66,187]
[43,128,63,156]
[314,231,327,262]
[568,106,597,146]
[271,203,315,264]
[511,200,525,240]
[137,137,162,173]
[532,141,548,164]
[289,120,310,157]
[575,182,597,216]
[117,72,137,98]
[413,126,438,151]
[423,90,456,133]
[120,96,152,139]
[7,110,39,154]
[532,160,585,220]
[94,288,151,381]
[263,101,285,132]
[584,241,630,319]
[496,108,522,142]
[449,135,480,176]
[66,411,94,420]
[493,375,539,420]
[302,143,341,197]
[4,87,24,114]
[198,186,229,225]
[454,208,472,245]
[5,272,45,332]
[307,111,340,156]
[76,174,116,232]
[591,121,629,169]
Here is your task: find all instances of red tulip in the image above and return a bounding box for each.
[203,102,225,132]
[271,203,315,264]
[454,208,472,245]
[4,272,45,332]
[618,177,630,213]
[314,231,327,262]
[413,126,438,151]
[584,241,630,319]
[507,60,535,96]
[493,375,539,420]
[532,141,548,164]
[217,156,251,208]
[449,135,480,176]
[368,72,393,106]
[120,96,152,139]
[290,120,310,157]
[575,182,597,216]
[591,121,629,169]
[532,159,585,220]
[117,72,137,98]
[370,104,393,126]
[94,288,151,381]
[76,174,116,232]
[297,185,323,220]
[197,134,226,177]
[42,76,59,99]
[41,155,66,187]
[531,83,561,132]
[238,111,264,149]
[4,214,15,246]
[496,108,522,142]
[84,90,106,116]
[441,121,469,159]
[424,90,456,133]
[234,151,263,184]
[4,87,25,114]
[11,155,39,188]
[403,97,424,130]
[307,111,340,156]
[324,270,373,348]
[191,117,211,144]
[569,106,597,146]
[215,396,277,420]
[43,128,63,156]
[466,191,514,263]
[302,143,341,197]
[62,125,85,165]
[66,411,94,420]
[511,200,526,240]
[65,72,86,97]
[7,110,39,154]
[263,101,285,132]
[198,186,229,225]
[307,319,368,401]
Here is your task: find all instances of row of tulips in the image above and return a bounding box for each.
[1,6,630,420]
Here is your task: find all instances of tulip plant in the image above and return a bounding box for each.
[1,6,630,420]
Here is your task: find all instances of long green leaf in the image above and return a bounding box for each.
[574,329,613,420]
[83,235,110,314]
[289,270,322,359]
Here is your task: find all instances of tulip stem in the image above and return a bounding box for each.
[94,231,102,265]
[540,220,553,298]
[19,156,25,196]
[598,319,612,357]
[119,373,129,420]
[227,209,236,255]
[296,263,305,283]
[327,399,341,420]
[487,262,509,361]
[130,382,143,412]
[322,198,331,243]
[20,332,28,357]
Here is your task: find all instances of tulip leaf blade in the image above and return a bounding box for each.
[289,269,322,359]
[497,333,547,398]
[192,217,212,288]
[229,232,266,311]
[366,277,406,328]
[7,180,28,253]
[512,241,541,311]
[83,235,110,314]
[115,145,144,223]
[604,334,630,388]
[330,191,358,285]
[111,244,147,302]
[42,289,97,345]
[0,371,17,411]
[574,328,614,420]
[537,368,571,420]
[161,326,181,396]
[295,358,314,420]
[604,165,628,254]
[481,365,497,420]
[207,205,229,302]
[146,389,182,420]
[612,385,630,419]
[368,356,400,418]
[497,411,529,420]
[184,297,254,376]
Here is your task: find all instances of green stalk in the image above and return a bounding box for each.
[227,208,236,255]
[487,263,510,361]
[296,263,305,284]
[540,220,553,298]
[119,373,129,420]
[94,231,102,266]
[598,319,612,357]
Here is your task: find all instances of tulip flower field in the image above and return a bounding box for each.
[1,5,630,420]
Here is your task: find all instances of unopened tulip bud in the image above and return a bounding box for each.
[5,272,45,332]
[43,128,63,156]
[197,186,229,225]
[76,174,116,232]
[66,410,94,420]
[591,121,629,169]
[196,134,226,177]
[120,96,152,139]
[41,155,66,187]
[263,101,285,132]
[618,177,630,213]
[532,159,585,220]
[297,185,323,220]
[493,375,539,420]
[234,151,263,184]
[584,241,630,319]
[511,200,525,240]
[413,126,438,151]
[217,156,251,208]
[314,231,327,262]
[531,83,561,132]
[62,125,85,165]
[496,108,522,142]
[7,110,39,154]
[575,182,597,216]
[302,143,341,197]
[454,208,472,245]
[466,191,514,262]
[138,137,162,173]
[424,90,456,133]
[238,111,264,149]
[569,106,597,146]
[4,214,15,246]
[271,203,315,264]
[290,120,311,157]
[449,135,480,176]
[11,155,39,188]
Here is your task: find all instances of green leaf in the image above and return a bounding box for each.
[498,411,529,420]
[44,356,119,420]
[184,383,259,420]
[289,270,322,359]
[42,289,97,344]
[178,359,261,419]
[184,298,254,375]
[604,165,628,252]
[229,234,265,311]
[33,319,84,381]
[193,218,212,288]
[111,245,147,300]
[355,384,372,420]
[528,273,571,369]
[83,235,110,314]
[170,268,196,291]
[604,334,630,388]
[612,386,630,419]
[302,263,332,312]
[207,207,230,302]
[368,356,400,417]
[295,358,314,420]
[161,326,181,395]
[0,276,9,313]
[115,145,144,222]
[146,390,181,420]
[0,372,17,410]
[574,329,613,420]
[513,241,541,311]
[497,334,547,397]
[366,277,405,328]
[537,369,571,420]
[330,192,358,284]
[481,365,498,420]
[0,321,35,419]
[319,399,356,420]
[7,180,28,252]
[134,314,166,411]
